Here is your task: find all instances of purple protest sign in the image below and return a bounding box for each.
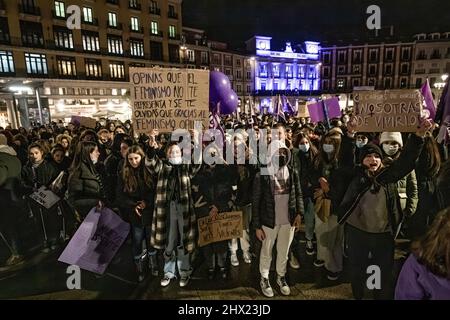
[58,207,130,275]
[307,97,342,123]
[421,79,436,120]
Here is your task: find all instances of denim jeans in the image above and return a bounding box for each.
[163,201,192,279]
[131,225,155,260]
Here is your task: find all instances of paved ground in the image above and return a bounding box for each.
[0,230,409,300]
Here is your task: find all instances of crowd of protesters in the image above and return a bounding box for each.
[0,111,449,300]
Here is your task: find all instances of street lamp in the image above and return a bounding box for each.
[442,74,449,82]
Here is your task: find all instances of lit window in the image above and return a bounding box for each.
[130,39,144,57]
[108,12,117,27]
[83,7,93,23]
[109,62,125,79]
[57,56,76,76]
[169,25,176,38]
[82,32,100,52]
[54,28,73,49]
[337,79,345,88]
[151,21,158,35]
[85,59,102,78]
[54,1,65,18]
[25,53,48,75]
[130,17,139,31]
[0,51,14,73]
[107,35,123,55]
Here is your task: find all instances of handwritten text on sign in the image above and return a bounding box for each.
[353,90,422,132]
[198,211,243,247]
[130,68,209,133]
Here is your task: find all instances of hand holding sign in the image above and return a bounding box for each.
[416,118,434,138]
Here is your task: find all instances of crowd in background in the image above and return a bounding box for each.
[0,110,450,300]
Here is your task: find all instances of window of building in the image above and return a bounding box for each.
[415,78,422,88]
[108,12,117,27]
[400,78,408,88]
[54,1,65,18]
[338,66,345,75]
[353,50,362,63]
[368,78,376,86]
[0,18,10,44]
[20,21,44,47]
[353,65,360,74]
[285,64,292,77]
[298,65,306,78]
[323,67,329,77]
[54,27,73,49]
[201,52,208,64]
[85,59,102,78]
[130,39,144,57]
[151,21,158,35]
[236,59,241,67]
[338,51,346,63]
[83,7,93,23]
[337,78,345,88]
[150,1,159,14]
[57,56,76,77]
[352,78,360,87]
[236,70,242,79]
[246,71,251,79]
[273,64,280,77]
[107,35,123,55]
[224,55,232,66]
[0,51,14,73]
[246,85,251,93]
[369,65,377,75]
[187,49,195,62]
[417,50,427,59]
[322,80,329,90]
[401,64,409,74]
[213,54,220,65]
[129,0,140,9]
[385,64,392,75]
[431,49,441,59]
[169,44,180,63]
[259,64,267,77]
[109,62,125,79]
[237,85,241,92]
[225,69,231,76]
[385,48,394,61]
[323,52,331,64]
[369,49,378,62]
[130,17,139,31]
[169,25,176,38]
[150,41,163,61]
[384,78,392,89]
[402,48,410,60]
[25,53,48,75]
[82,31,100,52]
[168,5,176,18]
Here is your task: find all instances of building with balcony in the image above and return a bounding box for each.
[0,0,183,128]
[245,36,321,113]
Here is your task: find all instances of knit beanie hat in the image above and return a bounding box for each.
[380,132,403,147]
[359,143,383,163]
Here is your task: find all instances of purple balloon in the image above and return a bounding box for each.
[218,88,238,115]
[210,71,231,107]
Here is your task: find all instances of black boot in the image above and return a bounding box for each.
[149,253,159,276]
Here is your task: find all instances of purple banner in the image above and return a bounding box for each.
[420,79,436,120]
[307,97,342,123]
[58,207,130,275]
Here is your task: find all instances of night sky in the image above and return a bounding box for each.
[182,0,450,49]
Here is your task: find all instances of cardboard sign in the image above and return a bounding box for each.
[352,90,422,132]
[297,103,310,118]
[71,116,97,129]
[197,211,243,247]
[58,207,130,275]
[29,186,60,209]
[130,67,210,134]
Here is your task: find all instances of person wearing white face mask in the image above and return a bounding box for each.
[380,132,419,232]
[145,131,202,289]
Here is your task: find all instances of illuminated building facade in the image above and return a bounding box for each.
[245,36,321,113]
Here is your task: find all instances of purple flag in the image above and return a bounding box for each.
[58,207,130,274]
[307,97,342,124]
[420,79,436,120]
[436,80,450,144]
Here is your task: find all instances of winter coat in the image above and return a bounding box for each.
[252,163,304,229]
[145,149,201,253]
[397,170,418,217]
[67,162,108,217]
[232,163,258,207]
[0,146,22,222]
[104,151,123,197]
[116,166,155,227]
[295,148,316,199]
[0,145,21,187]
[21,160,59,195]
[337,134,425,236]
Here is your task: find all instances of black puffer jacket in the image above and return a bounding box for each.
[67,162,108,217]
[252,164,304,229]
[337,134,425,235]
[21,160,59,194]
